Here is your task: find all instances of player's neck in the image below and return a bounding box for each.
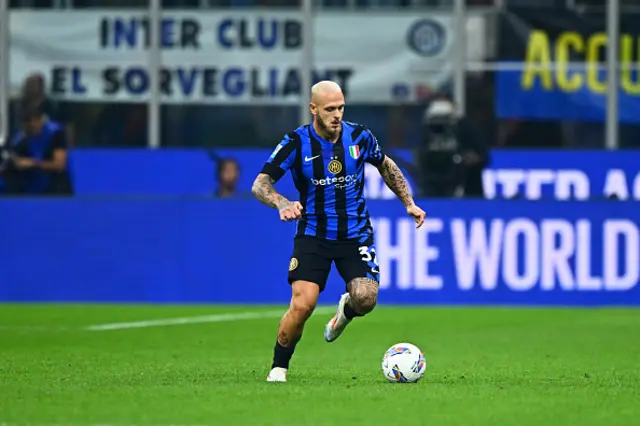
[312,120,339,143]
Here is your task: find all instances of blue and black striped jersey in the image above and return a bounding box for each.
[260,121,386,241]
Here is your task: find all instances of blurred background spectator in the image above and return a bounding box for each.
[414,96,489,198]
[3,101,73,196]
[214,157,241,198]
[15,73,76,147]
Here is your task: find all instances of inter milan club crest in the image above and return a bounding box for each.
[349,145,360,159]
[327,159,343,174]
[289,257,299,271]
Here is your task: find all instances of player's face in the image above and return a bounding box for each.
[220,161,239,185]
[23,116,44,136]
[311,91,345,137]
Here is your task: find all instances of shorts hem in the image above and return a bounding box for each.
[287,275,326,292]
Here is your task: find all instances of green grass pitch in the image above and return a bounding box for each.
[1,304,639,426]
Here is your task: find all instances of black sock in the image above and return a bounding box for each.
[272,341,296,369]
[343,303,363,320]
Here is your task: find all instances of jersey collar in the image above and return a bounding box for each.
[310,122,343,146]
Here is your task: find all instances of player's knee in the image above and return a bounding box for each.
[348,277,378,314]
[290,294,316,320]
[290,297,315,320]
[349,280,378,315]
[353,290,377,314]
[290,281,319,321]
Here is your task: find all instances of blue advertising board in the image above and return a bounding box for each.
[65,149,640,201]
[481,150,640,200]
[67,148,417,199]
[1,199,638,306]
[496,11,640,122]
[496,68,640,123]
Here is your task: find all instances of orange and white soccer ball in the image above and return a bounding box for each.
[381,342,426,383]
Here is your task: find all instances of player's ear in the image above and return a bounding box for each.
[309,102,317,116]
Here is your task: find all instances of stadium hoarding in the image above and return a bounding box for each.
[495,9,640,122]
[1,198,638,306]
[8,10,486,104]
[62,149,640,201]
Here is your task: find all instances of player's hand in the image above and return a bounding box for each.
[278,201,303,222]
[406,204,426,228]
[14,157,37,169]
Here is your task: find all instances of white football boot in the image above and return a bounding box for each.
[324,292,352,342]
[266,367,287,382]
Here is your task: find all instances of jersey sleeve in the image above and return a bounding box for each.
[260,133,298,182]
[11,132,29,157]
[51,129,68,150]
[364,130,386,167]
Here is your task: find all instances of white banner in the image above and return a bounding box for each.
[9,11,486,104]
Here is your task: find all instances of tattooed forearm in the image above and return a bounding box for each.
[252,173,291,210]
[378,157,414,207]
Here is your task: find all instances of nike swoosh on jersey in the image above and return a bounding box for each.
[305,155,320,162]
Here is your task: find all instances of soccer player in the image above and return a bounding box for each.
[252,81,426,383]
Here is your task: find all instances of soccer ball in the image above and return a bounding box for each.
[381,342,426,383]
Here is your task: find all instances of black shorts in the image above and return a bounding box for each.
[287,235,380,292]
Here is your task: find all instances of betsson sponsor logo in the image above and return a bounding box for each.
[311,174,358,189]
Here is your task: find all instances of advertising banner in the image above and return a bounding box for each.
[496,10,640,122]
[64,149,640,201]
[481,150,640,201]
[9,10,486,104]
[1,199,638,306]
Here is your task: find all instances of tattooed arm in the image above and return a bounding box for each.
[377,156,415,207]
[377,157,426,228]
[252,173,303,222]
[252,173,289,209]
